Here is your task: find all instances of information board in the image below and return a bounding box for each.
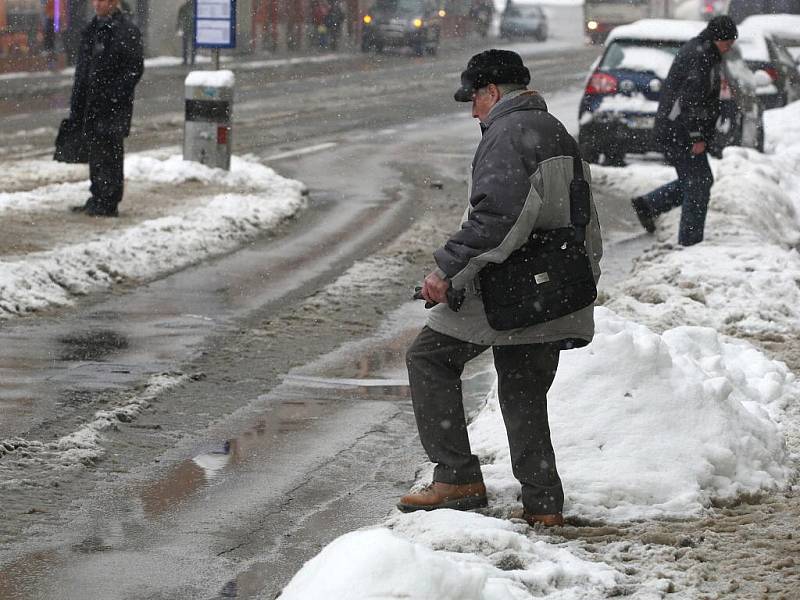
[195,0,237,48]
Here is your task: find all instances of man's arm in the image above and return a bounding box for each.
[117,25,144,98]
[433,131,540,290]
[678,45,716,147]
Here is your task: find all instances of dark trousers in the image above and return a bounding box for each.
[88,133,125,214]
[182,33,196,65]
[406,326,563,514]
[641,150,713,246]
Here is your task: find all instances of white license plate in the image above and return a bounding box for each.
[628,116,655,129]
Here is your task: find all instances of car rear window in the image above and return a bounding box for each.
[373,0,425,12]
[600,41,681,79]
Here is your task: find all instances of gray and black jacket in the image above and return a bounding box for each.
[426,91,603,347]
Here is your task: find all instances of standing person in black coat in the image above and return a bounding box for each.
[631,16,737,246]
[70,0,144,217]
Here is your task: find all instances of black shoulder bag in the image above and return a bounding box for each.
[477,152,597,330]
[54,119,89,164]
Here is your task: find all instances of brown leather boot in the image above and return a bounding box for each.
[522,512,564,527]
[397,481,487,513]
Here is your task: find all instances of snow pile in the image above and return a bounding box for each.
[1,154,296,212]
[280,520,620,600]
[0,155,306,318]
[0,372,189,470]
[603,102,800,338]
[468,308,794,522]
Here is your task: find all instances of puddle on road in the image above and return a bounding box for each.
[137,321,495,521]
[57,329,129,362]
[0,318,497,598]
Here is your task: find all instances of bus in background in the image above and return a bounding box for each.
[584,0,671,44]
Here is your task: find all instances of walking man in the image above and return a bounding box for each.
[399,50,603,527]
[70,0,144,217]
[631,16,738,246]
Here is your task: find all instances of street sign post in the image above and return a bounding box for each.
[194,0,237,70]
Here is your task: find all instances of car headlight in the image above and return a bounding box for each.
[438,9,446,17]
[587,20,598,31]
[363,14,372,24]
[412,18,423,28]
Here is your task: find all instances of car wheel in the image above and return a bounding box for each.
[425,29,440,55]
[579,143,601,164]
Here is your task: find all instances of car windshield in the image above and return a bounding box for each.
[600,41,681,79]
[513,5,542,16]
[373,0,426,13]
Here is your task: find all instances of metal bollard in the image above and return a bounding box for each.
[183,70,234,170]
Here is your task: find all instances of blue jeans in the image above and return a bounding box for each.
[642,151,713,246]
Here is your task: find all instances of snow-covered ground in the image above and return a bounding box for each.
[0,153,306,318]
[279,102,800,598]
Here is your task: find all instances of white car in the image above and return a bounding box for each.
[736,21,800,107]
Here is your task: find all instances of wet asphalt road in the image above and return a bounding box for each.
[0,36,653,599]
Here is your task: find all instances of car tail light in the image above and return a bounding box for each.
[585,72,618,95]
[719,77,732,100]
[764,66,779,82]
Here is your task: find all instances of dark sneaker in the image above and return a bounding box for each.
[631,197,656,233]
[397,481,487,513]
[522,512,564,527]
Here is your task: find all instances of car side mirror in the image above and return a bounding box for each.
[753,69,772,87]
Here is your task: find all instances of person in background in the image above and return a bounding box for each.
[69,0,144,218]
[177,0,196,66]
[325,0,345,50]
[631,16,738,246]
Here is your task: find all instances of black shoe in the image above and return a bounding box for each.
[85,206,119,217]
[631,197,656,233]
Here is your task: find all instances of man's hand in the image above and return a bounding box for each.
[421,270,450,305]
[691,141,707,155]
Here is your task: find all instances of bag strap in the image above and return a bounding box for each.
[569,142,591,244]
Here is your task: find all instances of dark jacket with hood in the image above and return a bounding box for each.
[654,28,723,160]
[70,8,144,138]
[426,90,603,347]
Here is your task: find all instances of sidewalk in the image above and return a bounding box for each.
[0,150,306,319]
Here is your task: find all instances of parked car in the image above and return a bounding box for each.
[361,0,443,55]
[739,13,800,60]
[735,23,800,107]
[727,0,800,23]
[499,2,548,40]
[578,19,765,165]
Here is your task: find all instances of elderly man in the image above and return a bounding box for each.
[70,0,143,217]
[399,50,603,527]
[631,16,738,245]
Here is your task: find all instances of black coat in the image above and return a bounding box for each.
[654,30,722,160]
[69,9,144,138]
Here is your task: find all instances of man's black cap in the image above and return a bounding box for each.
[705,15,738,41]
[454,49,531,102]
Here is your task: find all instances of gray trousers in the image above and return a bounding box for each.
[406,326,564,514]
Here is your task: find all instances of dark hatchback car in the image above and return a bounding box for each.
[499,3,548,40]
[361,0,444,55]
[578,19,764,165]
